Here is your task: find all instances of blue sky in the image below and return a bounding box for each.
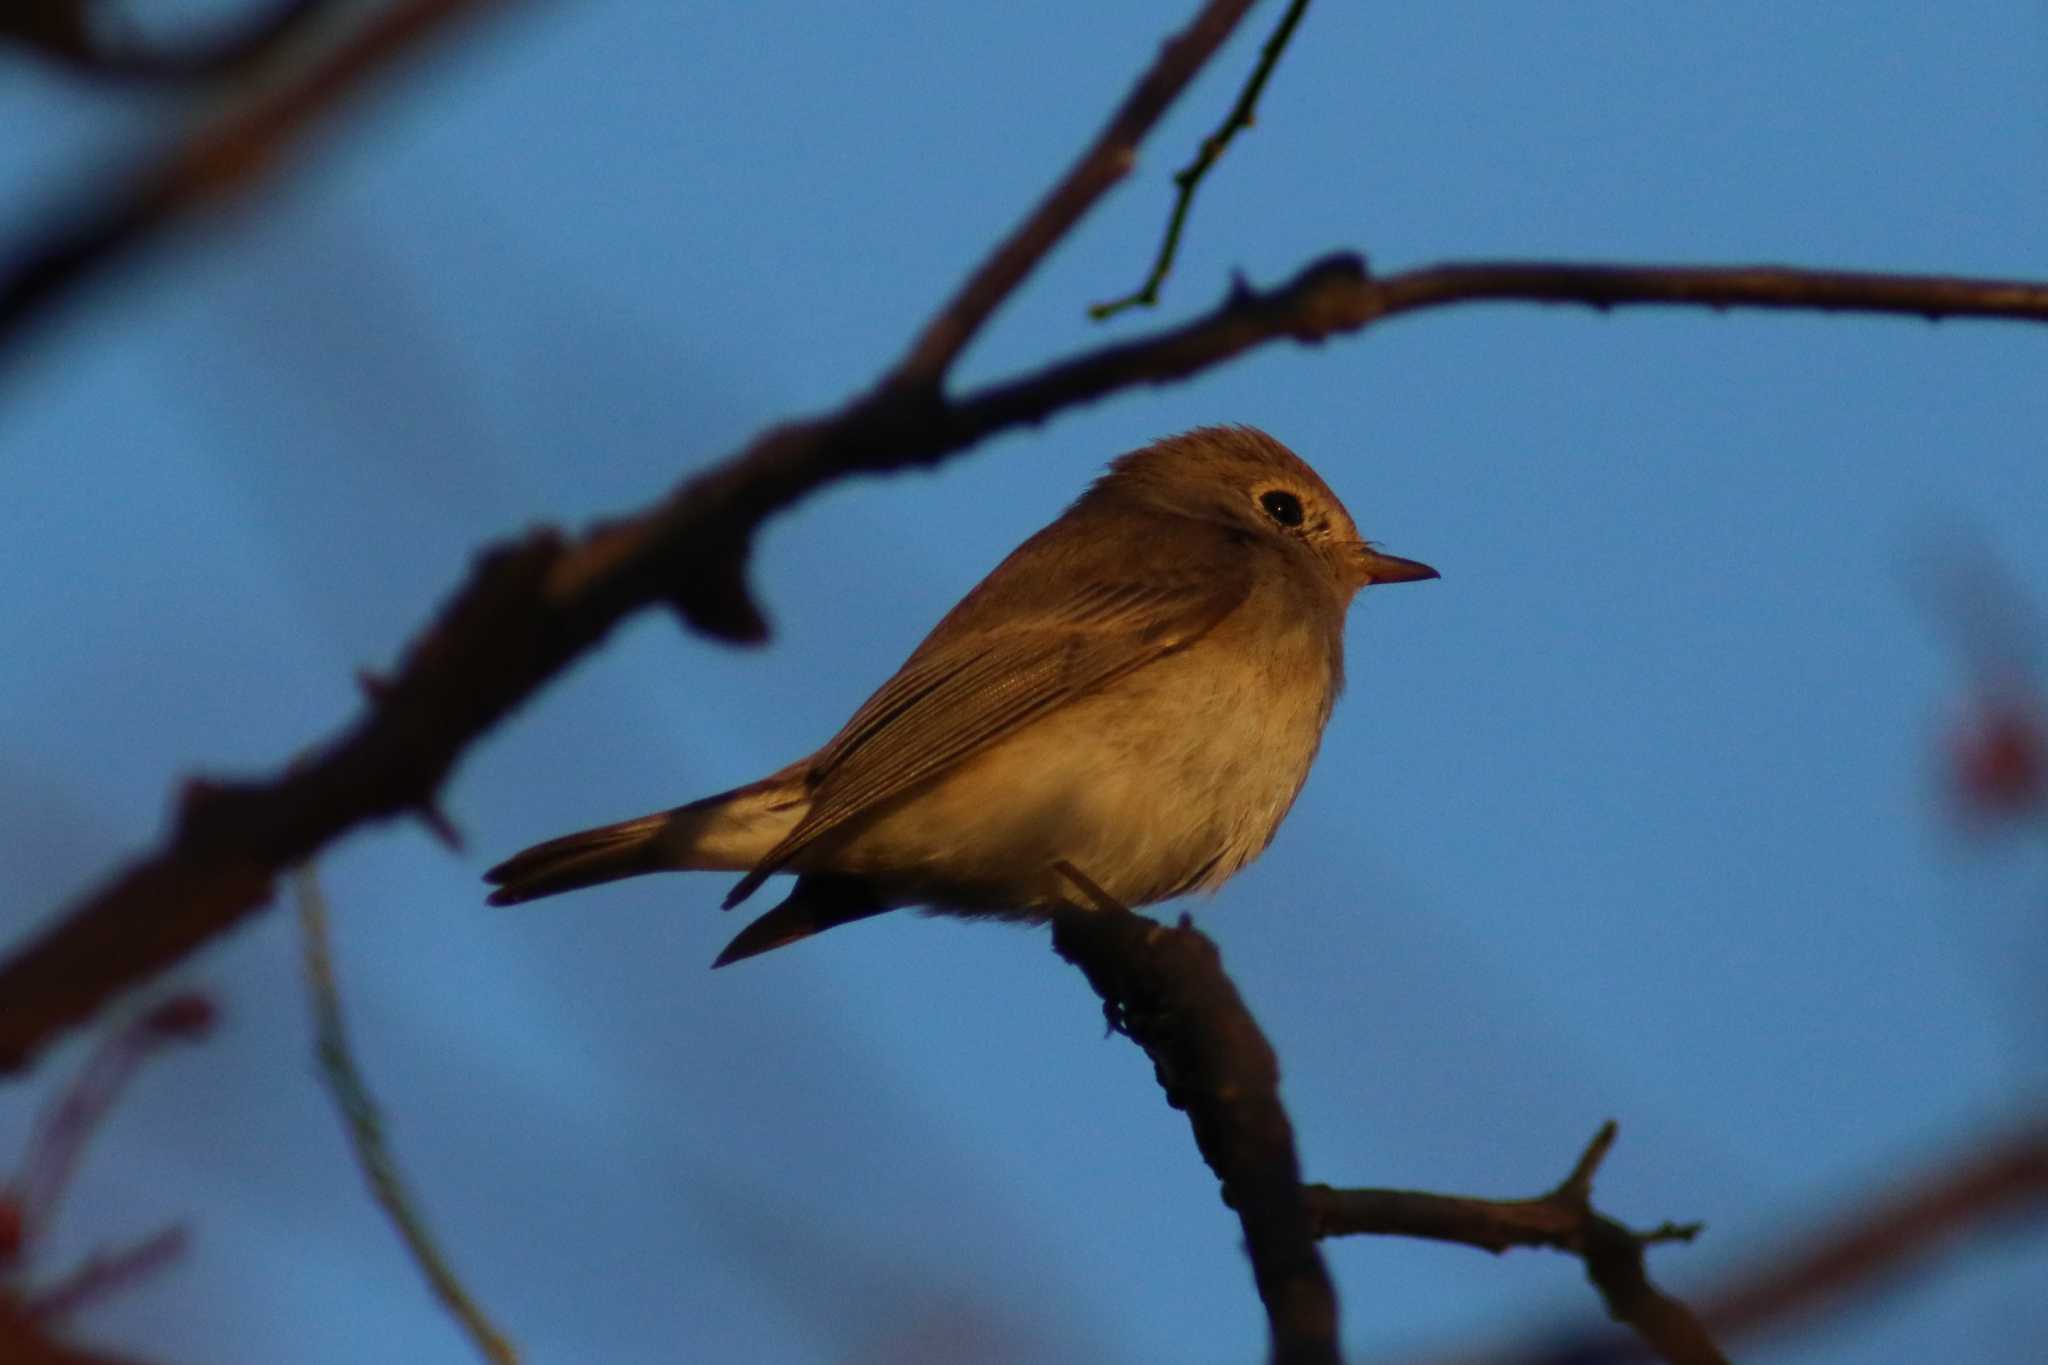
[3,3,2046,1362]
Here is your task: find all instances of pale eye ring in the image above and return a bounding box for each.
[1258,489,1305,528]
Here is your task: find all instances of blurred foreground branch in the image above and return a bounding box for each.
[1695,1118,2047,1347]
[0,1300,153,1365]
[0,0,328,83]
[0,0,516,369]
[0,996,212,1365]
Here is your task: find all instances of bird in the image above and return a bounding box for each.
[485,425,1437,966]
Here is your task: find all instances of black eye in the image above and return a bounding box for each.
[1259,489,1304,528]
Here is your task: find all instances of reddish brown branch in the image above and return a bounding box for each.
[1698,1117,2048,1342]
[1049,866,1338,1365]
[11,996,215,1247]
[0,999,207,1365]
[24,1225,188,1324]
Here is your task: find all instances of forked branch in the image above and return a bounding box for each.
[1091,0,1314,319]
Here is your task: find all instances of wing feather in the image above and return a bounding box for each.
[722,526,1250,907]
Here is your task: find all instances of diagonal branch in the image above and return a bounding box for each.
[0,0,1260,390]
[23,1226,188,1324]
[2,251,2047,1071]
[1049,863,1338,1365]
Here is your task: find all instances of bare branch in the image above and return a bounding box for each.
[0,0,1261,389]
[12,996,215,1245]
[1410,1117,2047,1365]
[889,0,1260,385]
[1306,1123,1724,1365]
[1091,0,1313,319]
[0,0,515,373]
[1049,863,1338,1365]
[295,869,519,1364]
[0,998,208,1365]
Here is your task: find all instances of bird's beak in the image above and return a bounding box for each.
[1354,545,1439,586]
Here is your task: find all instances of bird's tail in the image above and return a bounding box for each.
[484,775,802,906]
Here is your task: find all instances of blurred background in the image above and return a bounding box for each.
[2,2,2045,1361]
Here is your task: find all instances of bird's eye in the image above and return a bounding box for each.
[1258,489,1305,528]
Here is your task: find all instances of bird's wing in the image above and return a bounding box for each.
[722,553,1251,907]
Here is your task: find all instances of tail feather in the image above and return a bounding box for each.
[712,875,890,967]
[484,773,806,907]
[484,813,671,905]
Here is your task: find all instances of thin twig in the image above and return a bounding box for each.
[13,997,214,1248]
[25,1226,188,1323]
[890,0,1260,385]
[294,868,519,1365]
[1091,0,1312,319]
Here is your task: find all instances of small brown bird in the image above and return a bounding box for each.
[486,426,1436,965]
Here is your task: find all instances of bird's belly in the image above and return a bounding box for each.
[828,633,1336,915]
